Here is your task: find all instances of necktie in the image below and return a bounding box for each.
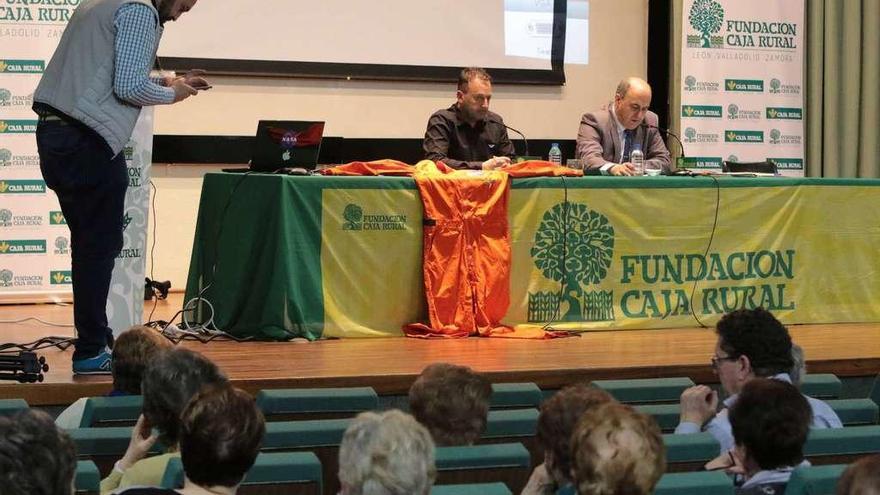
[622,129,634,163]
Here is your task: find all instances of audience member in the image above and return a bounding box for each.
[522,384,615,495]
[675,308,841,454]
[116,384,265,495]
[728,378,812,494]
[56,325,172,429]
[100,347,228,494]
[0,409,77,495]
[338,409,436,495]
[570,401,665,495]
[837,455,880,495]
[408,362,492,446]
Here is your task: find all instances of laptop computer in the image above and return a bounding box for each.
[224,120,325,173]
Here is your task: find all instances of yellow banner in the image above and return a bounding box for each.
[507,184,880,331]
[321,188,425,338]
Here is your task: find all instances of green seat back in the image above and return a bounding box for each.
[483,408,539,439]
[634,403,681,431]
[825,399,879,426]
[785,464,848,495]
[74,460,100,493]
[654,471,734,495]
[435,442,530,470]
[663,432,721,463]
[256,387,377,416]
[0,398,28,416]
[592,377,694,403]
[805,425,880,457]
[80,395,143,427]
[490,383,542,409]
[263,418,351,450]
[431,482,512,495]
[801,374,842,399]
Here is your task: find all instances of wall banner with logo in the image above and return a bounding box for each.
[680,0,805,176]
[0,4,151,336]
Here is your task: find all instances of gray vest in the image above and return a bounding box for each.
[34,0,160,156]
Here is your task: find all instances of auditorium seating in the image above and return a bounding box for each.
[800,374,843,399]
[591,377,695,403]
[74,460,100,495]
[431,482,513,495]
[0,398,28,416]
[434,442,531,494]
[256,387,378,421]
[654,471,734,495]
[80,395,143,427]
[785,463,847,495]
[662,432,721,471]
[489,382,543,409]
[805,425,880,465]
[161,452,323,495]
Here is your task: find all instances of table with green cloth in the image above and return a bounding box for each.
[183,173,880,340]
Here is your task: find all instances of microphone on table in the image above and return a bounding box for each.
[489,118,529,158]
[640,122,687,171]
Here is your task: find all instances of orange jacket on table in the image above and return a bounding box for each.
[321,159,581,338]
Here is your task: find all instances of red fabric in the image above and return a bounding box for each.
[404,165,512,337]
[320,159,415,176]
[322,159,579,338]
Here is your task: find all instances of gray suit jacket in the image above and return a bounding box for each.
[576,104,673,173]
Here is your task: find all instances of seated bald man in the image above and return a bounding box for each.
[575,77,672,176]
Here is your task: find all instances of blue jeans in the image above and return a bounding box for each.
[36,120,128,360]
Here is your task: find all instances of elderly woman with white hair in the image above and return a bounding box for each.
[338,409,436,495]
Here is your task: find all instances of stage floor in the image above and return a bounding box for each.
[2,294,879,406]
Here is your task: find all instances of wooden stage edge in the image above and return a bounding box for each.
[2,294,879,406]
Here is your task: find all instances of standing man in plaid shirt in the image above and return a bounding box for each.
[32,0,206,374]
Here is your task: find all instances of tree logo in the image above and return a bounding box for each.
[684,127,697,143]
[685,75,697,91]
[122,213,132,231]
[528,202,615,323]
[0,209,10,227]
[0,89,10,106]
[727,154,739,163]
[688,0,725,49]
[342,203,363,231]
[0,269,11,287]
[0,149,10,167]
[770,78,782,94]
[727,104,739,119]
[770,129,781,144]
[54,236,69,255]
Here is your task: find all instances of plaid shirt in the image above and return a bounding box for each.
[113,3,175,106]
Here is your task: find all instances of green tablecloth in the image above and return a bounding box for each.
[184,174,880,340]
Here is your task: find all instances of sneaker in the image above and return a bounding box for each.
[72,349,112,375]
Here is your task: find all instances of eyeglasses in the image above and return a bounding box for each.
[710,354,738,369]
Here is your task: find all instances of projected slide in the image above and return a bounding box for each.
[504,0,589,64]
[159,0,554,71]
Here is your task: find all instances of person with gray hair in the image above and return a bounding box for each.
[338,410,437,495]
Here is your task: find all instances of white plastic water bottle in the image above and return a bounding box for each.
[548,143,562,165]
[630,145,645,175]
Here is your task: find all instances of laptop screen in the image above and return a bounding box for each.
[251,120,325,171]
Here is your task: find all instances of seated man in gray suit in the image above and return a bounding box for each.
[576,77,672,176]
